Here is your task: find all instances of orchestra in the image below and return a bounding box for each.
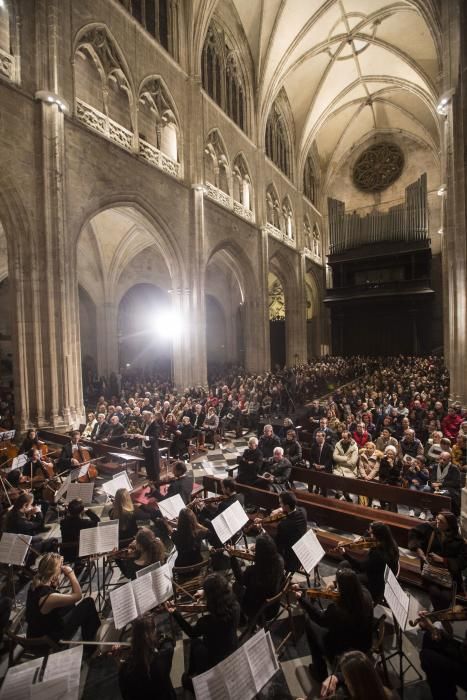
[0,357,465,700]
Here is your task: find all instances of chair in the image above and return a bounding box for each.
[239,573,295,656]
[172,559,210,602]
[7,628,60,666]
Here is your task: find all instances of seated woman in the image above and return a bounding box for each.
[229,533,284,621]
[81,412,97,440]
[236,436,263,487]
[118,614,176,700]
[339,521,400,603]
[408,510,467,612]
[123,527,166,580]
[26,552,100,642]
[169,508,208,568]
[166,573,240,690]
[18,428,44,455]
[321,649,397,700]
[109,488,138,545]
[295,567,373,684]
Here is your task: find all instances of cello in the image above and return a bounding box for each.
[76,445,98,482]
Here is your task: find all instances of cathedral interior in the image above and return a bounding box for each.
[0,1,466,699]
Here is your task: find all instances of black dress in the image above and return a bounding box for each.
[118,640,176,700]
[171,530,204,567]
[343,546,399,602]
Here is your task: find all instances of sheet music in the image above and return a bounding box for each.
[109,452,144,462]
[135,560,161,578]
[110,582,138,629]
[151,563,173,604]
[31,677,70,700]
[132,572,158,616]
[193,667,228,700]
[0,430,15,442]
[218,646,253,700]
[54,476,70,503]
[0,532,31,566]
[102,471,133,498]
[211,500,248,544]
[78,527,98,557]
[78,464,90,478]
[292,528,325,574]
[158,494,185,521]
[11,454,28,471]
[0,656,42,700]
[245,630,279,692]
[43,645,83,689]
[384,565,410,630]
[96,520,119,553]
[65,481,94,504]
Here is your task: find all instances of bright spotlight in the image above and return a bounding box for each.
[153,309,183,340]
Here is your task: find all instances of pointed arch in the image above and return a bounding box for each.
[266,183,281,229]
[138,75,182,163]
[265,89,295,181]
[232,152,253,212]
[204,129,231,195]
[281,196,294,239]
[0,0,20,83]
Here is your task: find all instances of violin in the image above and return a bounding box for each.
[107,546,136,561]
[329,537,376,554]
[188,494,228,509]
[226,547,255,562]
[304,587,340,601]
[409,604,467,628]
[172,602,207,614]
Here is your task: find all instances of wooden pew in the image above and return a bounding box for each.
[202,475,422,587]
[290,465,451,513]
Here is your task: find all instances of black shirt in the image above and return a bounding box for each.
[26,585,64,641]
[275,507,307,572]
[118,640,176,700]
[173,605,240,671]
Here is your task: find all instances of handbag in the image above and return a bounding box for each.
[421,530,453,589]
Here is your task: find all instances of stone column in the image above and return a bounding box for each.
[284,254,308,366]
[244,228,270,373]
[96,302,119,378]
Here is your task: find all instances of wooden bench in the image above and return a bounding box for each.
[290,465,451,513]
[202,475,422,587]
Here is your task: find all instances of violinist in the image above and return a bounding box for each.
[118,615,176,700]
[295,568,374,684]
[229,533,284,622]
[408,510,467,613]
[338,522,400,603]
[109,488,138,544]
[169,507,208,567]
[23,448,53,487]
[121,527,166,580]
[25,553,100,643]
[5,492,49,537]
[418,610,467,700]
[18,428,44,455]
[166,573,240,692]
[60,498,100,562]
[273,491,307,573]
[151,461,193,505]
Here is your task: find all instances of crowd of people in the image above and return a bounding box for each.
[1,355,467,699]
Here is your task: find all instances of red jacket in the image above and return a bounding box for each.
[441,413,462,440]
[353,430,370,448]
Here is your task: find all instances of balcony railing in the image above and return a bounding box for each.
[204,183,255,223]
[264,222,296,249]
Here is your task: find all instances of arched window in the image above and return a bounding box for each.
[117,0,179,61]
[282,197,294,239]
[0,1,17,82]
[232,154,252,211]
[265,103,292,179]
[139,78,180,162]
[304,216,312,250]
[204,131,230,195]
[303,153,317,205]
[75,27,133,150]
[202,21,247,133]
[266,185,280,229]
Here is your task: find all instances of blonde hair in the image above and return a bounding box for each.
[113,488,135,517]
[33,553,62,589]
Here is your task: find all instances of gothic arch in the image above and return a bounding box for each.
[138,75,182,164]
[281,195,294,239]
[264,88,295,181]
[0,0,20,83]
[232,152,253,211]
[266,183,281,229]
[204,129,231,194]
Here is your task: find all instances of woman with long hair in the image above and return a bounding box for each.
[25,552,100,642]
[124,527,166,580]
[296,567,373,684]
[230,533,284,621]
[118,615,176,700]
[320,650,397,699]
[166,572,240,689]
[340,521,399,603]
[170,507,208,567]
[109,488,138,543]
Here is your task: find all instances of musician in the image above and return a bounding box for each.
[26,552,100,643]
[5,492,49,536]
[118,615,176,700]
[18,429,44,455]
[282,430,303,466]
[259,446,292,493]
[102,415,125,446]
[81,412,97,439]
[418,613,467,700]
[60,498,100,562]
[236,436,263,486]
[151,461,194,505]
[90,413,110,441]
[23,448,52,481]
[109,488,138,543]
[123,527,166,580]
[229,533,284,622]
[321,649,397,700]
[295,568,373,684]
[132,411,161,483]
[57,430,88,470]
[339,522,400,603]
[169,507,209,567]
[408,510,467,612]
[274,491,307,572]
[166,573,240,691]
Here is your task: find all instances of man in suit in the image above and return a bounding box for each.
[309,431,334,473]
[133,410,161,482]
[91,413,110,441]
[58,430,90,470]
[102,414,125,446]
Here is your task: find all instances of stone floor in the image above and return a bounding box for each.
[2,432,466,699]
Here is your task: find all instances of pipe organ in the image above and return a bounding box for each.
[328,174,428,254]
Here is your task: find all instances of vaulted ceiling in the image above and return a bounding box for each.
[194,0,441,179]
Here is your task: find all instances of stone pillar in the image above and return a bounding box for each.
[244,228,270,373]
[96,302,119,378]
[441,0,467,405]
